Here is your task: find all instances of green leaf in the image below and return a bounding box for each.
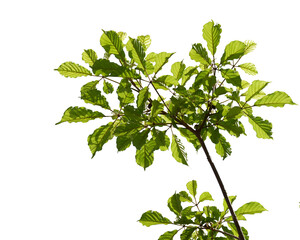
[158,230,178,240]
[181,66,198,86]
[199,192,214,202]
[186,180,197,198]
[55,62,92,78]
[132,129,150,150]
[248,115,272,139]
[221,41,246,64]
[56,106,104,125]
[189,43,211,65]
[192,69,211,89]
[126,37,146,70]
[81,81,110,109]
[179,191,193,202]
[152,129,170,151]
[117,79,135,107]
[243,40,257,55]
[102,80,114,94]
[178,128,201,151]
[154,52,175,74]
[254,91,296,107]
[202,20,222,56]
[180,227,197,240]
[137,35,151,50]
[116,135,131,152]
[235,202,267,215]
[88,122,115,158]
[245,80,269,102]
[150,100,164,118]
[137,87,150,111]
[114,123,140,137]
[100,30,125,62]
[226,107,242,119]
[215,135,232,159]
[168,193,182,216]
[171,61,186,80]
[171,134,188,165]
[238,63,258,75]
[135,140,156,169]
[139,210,172,227]
[82,49,98,67]
[221,69,242,87]
[118,31,127,41]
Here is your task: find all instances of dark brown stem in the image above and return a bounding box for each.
[194,132,245,240]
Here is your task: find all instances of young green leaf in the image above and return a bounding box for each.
[180,227,197,240]
[245,80,269,102]
[126,37,146,70]
[117,79,135,107]
[171,61,186,81]
[139,210,172,227]
[238,63,258,76]
[178,128,201,151]
[103,80,114,94]
[186,180,197,198]
[55,62,92,78]
[137,86,150,111]
[154,52,175,74]
[221,41,246,64]
[100,30,125,62]
[254,91,296,107]
[199,192,214,202]
[82,49,98,67]
[168,193,182,216]
[80,81,110,109]
[215,135,232,159]
[158,230,178,240]
[132,129,150,150]
[171,134,188,165]
[137,35,151,50]
[202,20,222,56]
[178,191,193,202]
[135,140,156,169]
[181,66,198,86]
[189,43,211,65]
[56,106,104,125]
[235,202,267,215]
[248,115,273,139]
[150,100,164,118]
[221,69,242,88]
[243,40,257,55]
[116,135,131,152]
[88,122,115,158]
[223,196,237,213]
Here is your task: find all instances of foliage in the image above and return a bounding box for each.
[55,21,295,239]
[139,180,267,240]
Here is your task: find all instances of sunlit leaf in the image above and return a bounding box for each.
[126,37,146,70]
[254,91,296,107]
[238,63,258,76]
[235,202,267,215]
[135,140,156,169]
[137,35,151,50]
[158,230,178,240]
[178,191,193,202]
[223,196,237,213]
[199,192,214,202]
[248,115,272,139]
[154,52,175,74]
[117,79,135,107]
[215,135,232,159]
[243,40,257,55]
[221,69,242,87]
[139,210,172,227]
[171,61,186,80]
[221,41,246,64]
[81,81,110,109]
[181,66,198,86]
[100,30,125,62]
[168,193,182,216]
[186,180,197,198]
[132,129,150,150]
[189,43,211,65]
[116,135,131,152]
[202,20,222,56]
[56,62,92,78]
[245,80,269,102]
[152,129,170,151]
[137,86,150,111]
[171,134,188,165]
[82,49,98,67]
[180,227,197,240]
[56,106,104,125]
[88,122,115,158]
[103,80,114,94]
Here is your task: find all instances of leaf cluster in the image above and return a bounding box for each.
[139,180,267,240]
[55,21,295,169]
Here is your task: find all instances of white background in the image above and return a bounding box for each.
[1,0,300,239]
